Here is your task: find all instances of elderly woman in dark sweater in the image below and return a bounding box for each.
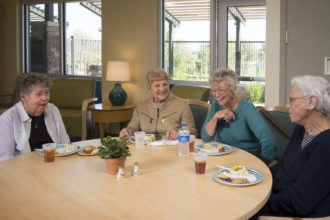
[256,75,330,218]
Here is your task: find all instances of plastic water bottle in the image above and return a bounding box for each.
[178,123,190,156]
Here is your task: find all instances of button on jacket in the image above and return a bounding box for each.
[127,93,197,136]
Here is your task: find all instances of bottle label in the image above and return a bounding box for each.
[178,135,189,142]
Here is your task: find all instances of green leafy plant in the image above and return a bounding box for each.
[246,82,265,104]
[98,136,131,159]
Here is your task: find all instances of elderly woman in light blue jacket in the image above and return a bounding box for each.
[0,73,69,162]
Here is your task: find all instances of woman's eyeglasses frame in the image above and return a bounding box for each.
[211,87,230,95]
[288,95,310,104]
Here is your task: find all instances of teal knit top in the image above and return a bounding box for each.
[201,98,275,161]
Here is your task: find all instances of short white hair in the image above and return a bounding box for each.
[291,75,330,116]
[209,68,237,89]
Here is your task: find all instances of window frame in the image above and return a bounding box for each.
[162,0,266,86]
[22,1,102,79]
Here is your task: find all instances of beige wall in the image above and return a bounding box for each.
[102,0,161,105]
[0,0,20,104]
[265,0,287,106]
[285,0,330,100]
[266,0,330,106]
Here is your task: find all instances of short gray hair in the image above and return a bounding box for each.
[291,75,330,115]
[15,73,52,96]
[209,68,237,89]
[146,68,169,87]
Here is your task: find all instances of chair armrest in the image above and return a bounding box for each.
[256,106,291,138]
[81,97,98,140]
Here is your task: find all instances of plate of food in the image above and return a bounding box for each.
[78,145,99,156]
[213,165,263,186]
[37,144,82,157]
[194,142,233,155]
[129,134,158,144]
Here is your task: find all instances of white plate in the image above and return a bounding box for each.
[194,142,234,155]
[77,151,98,156]
[37,144,82,157]
[213,168,263,186]
[128,134,158,144]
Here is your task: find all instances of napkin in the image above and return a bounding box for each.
[147,140,178,146]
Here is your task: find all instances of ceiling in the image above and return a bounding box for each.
[165,0,266,22]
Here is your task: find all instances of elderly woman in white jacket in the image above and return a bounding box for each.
[0,73,69,162]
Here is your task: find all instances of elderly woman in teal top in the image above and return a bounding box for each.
[201,68,275,162]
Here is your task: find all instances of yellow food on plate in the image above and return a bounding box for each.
[144,136,156,142]
[216,145,226,149]
[203,144,213,149]
[91,148,99,155]
[229,165,248,176]
[218,173,230,179]
[231,178,249,184]
[64,144,78,153]
[83,145,94,154]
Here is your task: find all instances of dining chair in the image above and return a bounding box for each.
[256,106,295,162]
[171,85,209,100]
[50,79,97,140]
[188,99,210,138]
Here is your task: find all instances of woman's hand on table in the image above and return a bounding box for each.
[166,130,178,140]
[119,128,132,140]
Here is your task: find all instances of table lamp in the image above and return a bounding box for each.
[106,60,130,106]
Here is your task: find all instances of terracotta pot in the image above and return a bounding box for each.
[104,157,126,175]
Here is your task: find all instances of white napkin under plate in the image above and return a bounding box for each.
[147,140,178,146]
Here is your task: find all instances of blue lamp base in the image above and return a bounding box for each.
[109,82,127,106]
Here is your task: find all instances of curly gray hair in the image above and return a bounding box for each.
[208,68,237,89]
[15,73,52,97]
[291,75,330,115]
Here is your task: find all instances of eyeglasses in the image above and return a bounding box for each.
[288,95,310,104]
[211,87,229,95]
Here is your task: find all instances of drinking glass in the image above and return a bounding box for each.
[42,143,56,162]
[189,135,195,152]
[134,131,146,148]
[194,152,207,174]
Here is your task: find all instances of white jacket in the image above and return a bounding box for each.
[0,101,70,162]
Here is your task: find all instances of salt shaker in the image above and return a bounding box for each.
[117,166,126,178]
[133,162,141,175]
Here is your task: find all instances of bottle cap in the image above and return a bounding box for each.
[182,123,187,127]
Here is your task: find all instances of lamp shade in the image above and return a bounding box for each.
[106,61,130,106]
[106,61,130,82]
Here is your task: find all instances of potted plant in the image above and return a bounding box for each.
[98,136,131,175]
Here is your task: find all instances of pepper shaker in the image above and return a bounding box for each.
[117,166,126,178]
[133,162,141,175]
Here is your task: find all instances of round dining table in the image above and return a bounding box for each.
[0,138,272,220]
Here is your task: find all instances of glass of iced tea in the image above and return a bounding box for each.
[194,152,207,174]
[189,135,195,152]
[42,143,56,162]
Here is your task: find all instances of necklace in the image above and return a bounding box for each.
[32,115,43,128]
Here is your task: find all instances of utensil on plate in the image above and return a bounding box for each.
[216,164,230,171]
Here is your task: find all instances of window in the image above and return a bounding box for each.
[224,4,266,104]
[164,0,210,82]
[163,0,266,103]
[23,1,102,77]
